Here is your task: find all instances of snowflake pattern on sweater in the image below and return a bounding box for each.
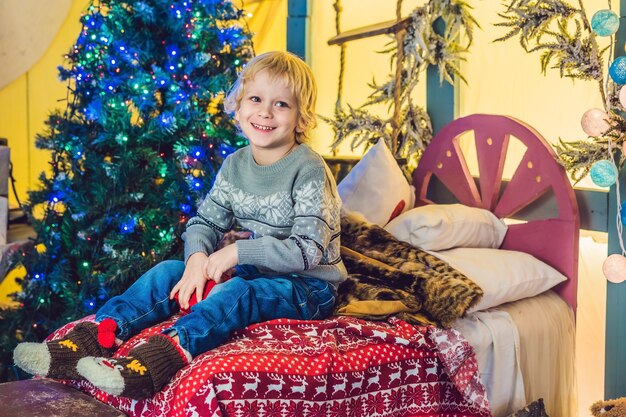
[183,145,346,284]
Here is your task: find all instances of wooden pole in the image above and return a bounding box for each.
[391,0,404,155]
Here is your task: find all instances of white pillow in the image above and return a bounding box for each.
[338,140,415,226]
[384,204,507,251]
[429,247,567,313]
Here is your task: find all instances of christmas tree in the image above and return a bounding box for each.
[0,0,253,380]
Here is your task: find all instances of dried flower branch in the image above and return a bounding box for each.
[326,0,477,164]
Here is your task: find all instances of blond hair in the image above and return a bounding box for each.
[224,51,317,143]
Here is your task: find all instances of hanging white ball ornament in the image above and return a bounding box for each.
[590,160,617,187]
[603,254,626,283]
[581,108,610,136]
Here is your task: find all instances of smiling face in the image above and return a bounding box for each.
[235,70,301,165]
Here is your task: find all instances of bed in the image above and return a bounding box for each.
[412,114,578,417]
[46,114,579,417]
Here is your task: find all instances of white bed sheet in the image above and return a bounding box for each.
[454,306,526,416]
[453,290,577,417]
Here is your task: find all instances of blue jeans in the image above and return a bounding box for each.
[95,260,336,357]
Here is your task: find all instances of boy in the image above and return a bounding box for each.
[14,51,347,399]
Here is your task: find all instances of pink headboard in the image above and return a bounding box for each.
[412,114,580,312]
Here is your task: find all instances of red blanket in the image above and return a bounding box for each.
[51,316,491,417]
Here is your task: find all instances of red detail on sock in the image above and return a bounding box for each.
[101,359,116,369]
[97,318,118,349]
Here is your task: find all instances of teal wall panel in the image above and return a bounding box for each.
[426,65,455,135]
[605,0,626,399]
[605,154,626,398]
[286,0,310,62]
[426,17,454,134]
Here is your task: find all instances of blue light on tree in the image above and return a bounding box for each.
[159,112,177,132]
[166,45,179,57]
[120,217,137,234]
[84,299,96,311]
[219,143,236,157]
[190,146,205,159]
[180,203,191,214]
[85,13,104,30]
[187,175,203,190]
[48,192,64,204]
[84,99,103,121]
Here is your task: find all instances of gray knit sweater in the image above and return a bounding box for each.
[182,144,347,285]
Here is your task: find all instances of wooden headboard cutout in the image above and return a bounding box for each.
[413,114,580,312]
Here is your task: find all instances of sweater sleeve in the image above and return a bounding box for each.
[182,159,235,263]
[236,165,341,272]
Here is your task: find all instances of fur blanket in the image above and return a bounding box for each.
[336,211,483,328]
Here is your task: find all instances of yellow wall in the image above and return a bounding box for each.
[0,1,87,209]
[309,0,426,156]
[246,0,287,54]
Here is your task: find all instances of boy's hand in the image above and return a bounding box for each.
[170,252,209,310]
[204,244,238,284]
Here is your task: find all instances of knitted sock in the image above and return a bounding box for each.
[13,322,115,380]
[77,334,188,399]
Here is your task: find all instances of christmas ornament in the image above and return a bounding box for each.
[581,108,610,136]
[603,254,626,283]
[590,159,617,187]
[609,56,626,84]
[591,10,620,36]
